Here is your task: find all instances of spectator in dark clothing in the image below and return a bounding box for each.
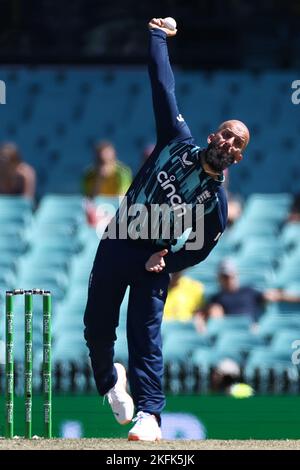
[194,258,300,332]
[208,259,264,321]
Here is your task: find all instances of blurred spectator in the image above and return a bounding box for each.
[205,259,265,322]
[163,271,205,322]
[134,143,156,176]
[287,192,300,223]
[141,143,155,164]
[211,358,254,398]
[227,194,243,228]
[195,259,300,331]
[223,168,243,228]
[82,140,132,197]
[0,142,36,198]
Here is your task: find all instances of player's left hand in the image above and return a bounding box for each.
[145,249,168,273]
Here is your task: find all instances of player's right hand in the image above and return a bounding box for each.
[148,18,177,37]
[145,249,168,273]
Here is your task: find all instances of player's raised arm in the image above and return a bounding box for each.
[148,17,192,147]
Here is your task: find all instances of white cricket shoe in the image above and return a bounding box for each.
[106,363,134,425]
[128,411,162,441]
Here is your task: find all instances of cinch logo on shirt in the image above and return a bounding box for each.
[157,171,186,217]
[197,190,212,204]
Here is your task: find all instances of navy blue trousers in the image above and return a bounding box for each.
[84,237,170,417]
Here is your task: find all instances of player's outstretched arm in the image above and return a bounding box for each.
[148,17,192,146]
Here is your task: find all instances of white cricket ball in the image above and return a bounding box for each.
[163,17,177,31]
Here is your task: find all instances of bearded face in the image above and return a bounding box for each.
[204,142,236,173]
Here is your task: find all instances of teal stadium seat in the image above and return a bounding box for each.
[52,336,88,363]
[68,254,94,286]
[280,223,300,251]
[0,195,33,210]
[244,342,300,391]
[35,195,85,226]
[191,347,242,373]
[0,252,18,271]
[0,269,17,288]
[0,207,32,227]
[234,261,273,289]
[228,219,278,246]
[206,315,252,340]
[20,251,71,274]
[244,349,298,379]
[0,234,28,255]
[52,290,88,332]
[93,195,121,210]
[161,321,197,339]
[114,331,128,366]
[78,224,100,247]
[39,194,84,210]
[257,313,300,339]
[191,330,265,372]
[282,282,300,299]
[29,236,83,256]
[274,301,300,314]
[236,238,283,260]
[273,264,300,288]
[214,330,265,357]
[116,288,130,332]
[163,330,210,363]
[270,329,300,357]
[31,222,76,239]
[16,271,68,301]
[242,193,290,222]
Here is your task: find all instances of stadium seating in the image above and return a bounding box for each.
[205,315,252,340]
[244,349,298,386]
[190,330,265,371]
[280,224,300,251]
[191,347,243,373]
[270,329,300,357]
[1,68,300,196]
[114,331,129,366]
[52,335,88,363]
[257,313,300,339]
[161,320,197,339]
[0,191,299,386]
[214,330,265,358]
[1,66,300,391]
[163,330,210,363]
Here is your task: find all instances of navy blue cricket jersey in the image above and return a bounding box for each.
[110,29,228,273]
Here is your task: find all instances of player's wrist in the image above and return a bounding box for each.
[149,27,167,38]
